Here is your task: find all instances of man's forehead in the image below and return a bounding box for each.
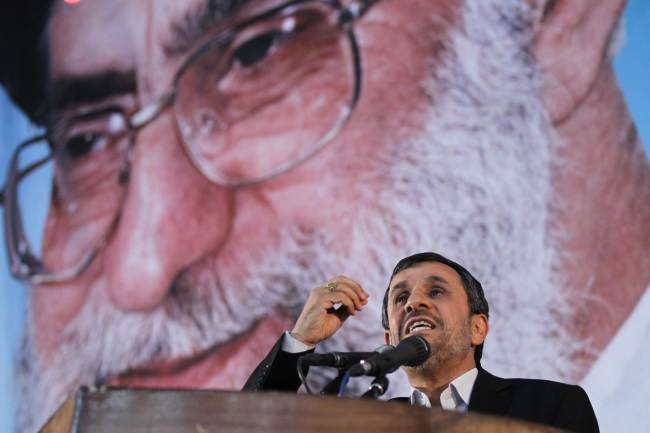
[389,261,462,291]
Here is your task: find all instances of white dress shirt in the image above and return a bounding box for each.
[282,331,316,353]
[410,368,478,412]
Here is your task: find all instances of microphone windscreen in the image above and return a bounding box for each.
[398,335,430,367]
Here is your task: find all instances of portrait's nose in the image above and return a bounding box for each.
[103,113,233,311]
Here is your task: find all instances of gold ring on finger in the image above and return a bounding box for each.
[325,282,337,292]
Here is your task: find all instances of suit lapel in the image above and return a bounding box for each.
[468,368,513,416]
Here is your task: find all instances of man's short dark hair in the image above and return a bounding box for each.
[381,252,490,365]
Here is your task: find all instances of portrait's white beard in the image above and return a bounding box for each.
[17,1,582,432]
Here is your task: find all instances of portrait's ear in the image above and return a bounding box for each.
[470,314,489,347]
[531,0,627,123]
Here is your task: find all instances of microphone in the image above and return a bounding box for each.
[299,345,393,370]
[347,335,430,377]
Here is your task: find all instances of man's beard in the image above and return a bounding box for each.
[407,317,474,377]
[17,1,583,432]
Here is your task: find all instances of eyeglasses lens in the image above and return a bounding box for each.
[174,3,357,185]
[26,110,131,276]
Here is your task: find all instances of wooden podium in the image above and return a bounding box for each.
[40,387,562,433]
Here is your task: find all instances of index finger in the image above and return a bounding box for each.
[331,275,369,300]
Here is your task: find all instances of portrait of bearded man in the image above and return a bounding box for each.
[0,0,648,432]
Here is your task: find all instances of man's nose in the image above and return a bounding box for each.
[404,289,433,314]
[103,113,233,311]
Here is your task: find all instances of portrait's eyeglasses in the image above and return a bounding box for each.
[0,0,379,284]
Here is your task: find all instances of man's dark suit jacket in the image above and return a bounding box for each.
[243,336,599,433]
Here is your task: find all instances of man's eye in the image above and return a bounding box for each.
[395,293,408,304]
[429,288,443,297]
[232,30,283,68]
[63,132,108,160]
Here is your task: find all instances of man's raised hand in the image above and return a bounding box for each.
[290,276,369,346]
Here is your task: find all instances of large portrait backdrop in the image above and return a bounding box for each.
[1,1,649,432]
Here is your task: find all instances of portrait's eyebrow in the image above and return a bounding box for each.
[164,0,254,56]
[47,70,137,114]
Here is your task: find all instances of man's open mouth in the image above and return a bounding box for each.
[402,316,439,336]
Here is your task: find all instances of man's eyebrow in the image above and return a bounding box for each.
[389,275,450,294]
[389,280,410,293]
[47,70,136,113]
[164,0,253,56]
[425,275,449,286]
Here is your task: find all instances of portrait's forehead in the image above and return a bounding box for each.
[48,0,143,79]
[47,0,280,98]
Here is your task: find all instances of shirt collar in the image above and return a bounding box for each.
[410,368,478,412]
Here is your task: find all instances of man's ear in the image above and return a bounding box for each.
[384,330,391,346]
[470,314,489,347]
[532,0,627,123]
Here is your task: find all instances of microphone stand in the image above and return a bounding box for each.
[361,374,389,399]
[320,370,348,395]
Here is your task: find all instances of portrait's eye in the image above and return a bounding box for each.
[231,30,283,68]
[429,287,443,297]
[55,111,127,163]
[227,9,326,71]
[62,132,109,160]
[395,292,409,304]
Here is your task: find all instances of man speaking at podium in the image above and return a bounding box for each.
[245,252,599,433]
